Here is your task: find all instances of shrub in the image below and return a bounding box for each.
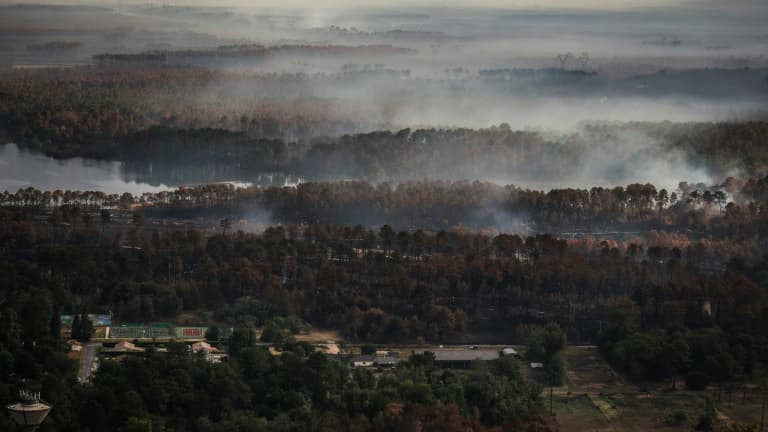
[666,410,687,426]
[685,371,709,391]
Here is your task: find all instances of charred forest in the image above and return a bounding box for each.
[1,2,768,432]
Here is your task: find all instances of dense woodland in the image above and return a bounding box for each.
[94,44,415,64]
[1,202,766,367]
[3,176,768,244]
[0,209,766,429]
[2,65,767,182]
[3,4,768,431]
[116,122,768,184]
[0,67,372,156]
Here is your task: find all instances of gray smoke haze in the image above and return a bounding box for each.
[2,2,767,192]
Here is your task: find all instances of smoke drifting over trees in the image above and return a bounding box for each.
[2,3,768,432]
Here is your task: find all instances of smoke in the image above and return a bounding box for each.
[3,3,768,194]
[565,124,715,190]
[237,205,275,233]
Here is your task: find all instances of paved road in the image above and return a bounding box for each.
[78,343,100,383]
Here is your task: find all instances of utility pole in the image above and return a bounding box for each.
[569,293,576,323]
[550,384,554,415]
[549,365,555,416]
[761,385,766,432]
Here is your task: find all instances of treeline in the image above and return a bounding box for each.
[4,177,768,240]
[582,121,768,179]
[239,122,768,182]
[600,324,759,391]
[0,67,374,157]
[94,44,415,62]
[3,64,768,178]
[599,257,768,389]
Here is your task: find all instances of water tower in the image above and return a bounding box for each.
[5,390,52,430]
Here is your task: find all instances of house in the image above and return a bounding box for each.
[374,355,400,369]
[530,362,544,369]
[350,355,376,368]
[113,341,145,353]
[66,340,82,362]
[67,340,83,352]
[192,341,227,363]
[416,349,501,369]
[349,353,401,369]
[191,341,220,355]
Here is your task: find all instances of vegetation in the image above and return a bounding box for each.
[0,302,546,431]
[1,16,767,431]
[70,314,94,342]
[3,174,768,244]
[526,323,568,386]
[2,65,768,183]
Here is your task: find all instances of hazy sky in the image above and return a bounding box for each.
[182,0,682,8]
[0,0,734,9]
[3,0,766,17]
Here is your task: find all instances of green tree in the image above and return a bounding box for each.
[123,417,152,432]
[21,291,52,346]
[527,322,566,362]
[71,314,81,340]
[205,326,220,341]
[259,321,284,344]
[78,314,94,342]
[228,328,255,358]
[662,331,690,389]
[50,303,61,339]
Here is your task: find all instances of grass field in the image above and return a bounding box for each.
[549,346,765,431]
[294,329,341,343]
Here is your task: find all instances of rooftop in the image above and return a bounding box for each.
[417,349,500,362]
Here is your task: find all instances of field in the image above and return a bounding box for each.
[551,347,766,431]
[293,328,342,343]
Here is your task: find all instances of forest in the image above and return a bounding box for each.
[2,64,767,172]
[0,202,766,429]
[3,175,766,241]
[3,2,768,431]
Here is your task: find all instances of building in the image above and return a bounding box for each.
[113,341,145,353]
[350,355,376,368]
[192,341,227,363]
[349,352,401,369]
[416,349,501,369]
[374,354,400,369]
[502,347,521,358]
[67,340,83,352]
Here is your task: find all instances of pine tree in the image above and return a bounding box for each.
[80,315,94,342]
[71,314,81,340]
[50,303,61,339]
